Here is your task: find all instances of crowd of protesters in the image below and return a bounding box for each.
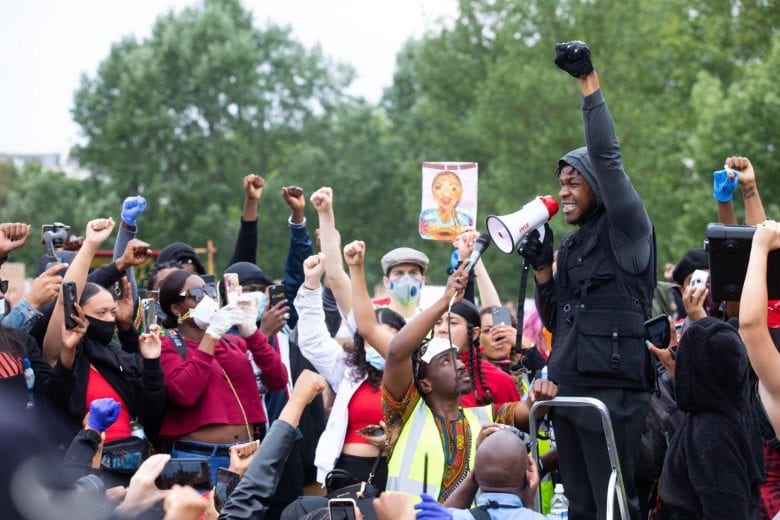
[1,40,779,520]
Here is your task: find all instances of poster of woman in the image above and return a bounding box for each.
[419,162,478,241]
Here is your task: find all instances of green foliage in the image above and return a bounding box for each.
[69,0,352,278]
[4,0,780,301]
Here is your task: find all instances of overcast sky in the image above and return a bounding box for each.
[0,0,457,155]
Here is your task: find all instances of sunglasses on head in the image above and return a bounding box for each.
[179,283,217,303]
[0,280,7,294]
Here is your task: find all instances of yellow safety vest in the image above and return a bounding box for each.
[386,398,492,500]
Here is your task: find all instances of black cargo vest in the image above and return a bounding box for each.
[547,213,655,390]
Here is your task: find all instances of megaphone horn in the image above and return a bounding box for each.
[486,196,559,254]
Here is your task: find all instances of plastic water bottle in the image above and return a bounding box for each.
[547,483,569,519]
[23,358,35,409]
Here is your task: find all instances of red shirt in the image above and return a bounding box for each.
[459,352,520,408]
[159,330,288,438]
[344,379,383,445]
[86,366,132,442]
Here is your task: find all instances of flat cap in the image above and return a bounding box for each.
[381,247,429,275]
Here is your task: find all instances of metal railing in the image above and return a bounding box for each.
[529,397,630,520]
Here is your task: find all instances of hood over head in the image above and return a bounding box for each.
[558,146,603,214]
[675,317,749,416]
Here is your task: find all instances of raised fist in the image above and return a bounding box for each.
[554,40,595,78]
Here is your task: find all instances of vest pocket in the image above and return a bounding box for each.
[575,308,645,381]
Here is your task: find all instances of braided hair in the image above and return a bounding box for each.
[466,324,493,405]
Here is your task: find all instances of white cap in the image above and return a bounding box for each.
[554,483,565,494]
[420,337,459,364]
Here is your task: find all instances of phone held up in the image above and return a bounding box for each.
[644,314,671,349]
[214,467,241,512]
[141,298,158,333]
[268,284,286,308]
[328,498,357,520]
[62,281,78,330]
[689,269,709,288]
[154,458,211,490]
[491,306,512,327]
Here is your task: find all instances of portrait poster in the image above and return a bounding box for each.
[419,162,478,242]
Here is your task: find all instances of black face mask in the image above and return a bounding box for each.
[86,316,116,345]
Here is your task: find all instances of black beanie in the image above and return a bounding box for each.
[672,249,709,286]
[224,261,275,287]
[450,300,481,328]
[156,242,206,275]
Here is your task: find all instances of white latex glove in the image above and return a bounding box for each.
[205,304,244,341]
[237,295,259,338]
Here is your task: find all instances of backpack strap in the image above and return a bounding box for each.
[469,507,491,519]
[167,329,187,359]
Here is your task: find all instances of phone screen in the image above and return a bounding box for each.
[644,314,671,348]
[491,306,512,326]
[214,468,241,512]
[328,499,357,520]
[154,458,211,490]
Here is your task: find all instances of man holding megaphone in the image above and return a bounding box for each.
[517,42,656,520]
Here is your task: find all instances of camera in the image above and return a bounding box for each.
[41,223,72,264]
[705,223,780,301]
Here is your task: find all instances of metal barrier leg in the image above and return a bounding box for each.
[529,397,630,520]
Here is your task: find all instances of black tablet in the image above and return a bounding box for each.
[705,223,780,301]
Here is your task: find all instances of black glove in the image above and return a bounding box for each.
[554,40,594,78]
[517,224,554,270]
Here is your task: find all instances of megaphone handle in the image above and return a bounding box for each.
[536,224,546,244]
[514,259,530,356]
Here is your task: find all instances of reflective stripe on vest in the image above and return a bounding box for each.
[386,399,492,500]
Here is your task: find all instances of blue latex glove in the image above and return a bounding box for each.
[713,168,739,203]
[121,195,147,226]
[415,493,453,519]
[87,398,121,432]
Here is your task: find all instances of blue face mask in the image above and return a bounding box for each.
[365,346,385,371]
[388,274,423,307]
[243,291,267,321]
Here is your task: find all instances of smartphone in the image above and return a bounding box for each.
[214,467,241,512]
[328,498,357,520]
[268,284,286,307]
[690,269,709,287]
[141,298,157,333]
[62,281,78,330]
[223,273,241,305]
[644,314,671,349]
[491,306,512,327]
[154,458,211,490]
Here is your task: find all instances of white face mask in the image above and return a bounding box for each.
[182,295,219,330]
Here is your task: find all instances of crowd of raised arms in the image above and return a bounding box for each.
[2,41,780,520]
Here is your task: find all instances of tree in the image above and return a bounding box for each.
[71,0,353,273]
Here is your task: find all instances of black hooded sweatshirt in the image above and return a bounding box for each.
[535,89,655,390]
[660,317,764,519]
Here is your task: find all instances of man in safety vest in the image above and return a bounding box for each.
[382,265,558,502]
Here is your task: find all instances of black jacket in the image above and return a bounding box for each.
[536,89,655,391]
[660,318,764,519]
[60,331,166,446]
